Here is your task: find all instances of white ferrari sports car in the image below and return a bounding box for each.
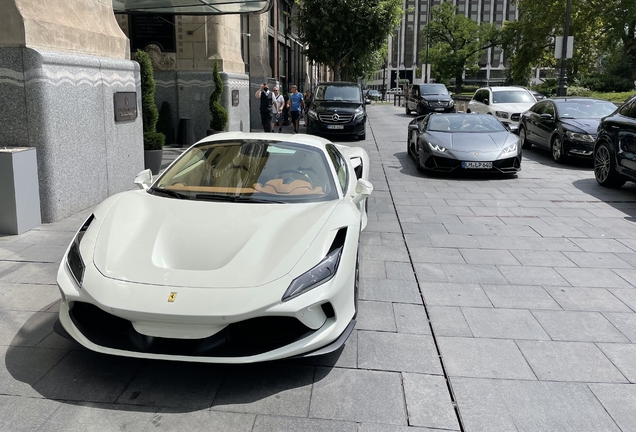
[56,132,373,363]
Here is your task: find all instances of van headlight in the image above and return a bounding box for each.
[282,246,343,301]
[308,109,318,120]
[354,107,365,120]
[66,214,94,287]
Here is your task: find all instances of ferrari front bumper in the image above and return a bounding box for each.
[56,254,357,363]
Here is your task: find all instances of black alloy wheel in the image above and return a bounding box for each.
[519,126,532,150]
[551,135,567,164]
[594,141,626,188]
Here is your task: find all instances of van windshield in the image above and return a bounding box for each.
[315,85,361,102]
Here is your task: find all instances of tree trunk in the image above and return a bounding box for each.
[333,64,341,81]
[455,74,463,94]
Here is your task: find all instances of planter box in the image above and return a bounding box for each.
[0,147,41,235]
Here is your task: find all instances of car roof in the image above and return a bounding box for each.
[195,132,332,150]
[317,82,360,87]
[485,86,531,92]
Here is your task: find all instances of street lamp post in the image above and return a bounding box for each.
[556,0,571,97]
[424,0,430,83]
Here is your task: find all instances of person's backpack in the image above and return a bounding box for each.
[260,90,273,112]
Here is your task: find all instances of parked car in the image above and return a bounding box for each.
[467,86,537,132]
[366,89,381,101]
[594,95,636,188]
[388,87,403,94]
[55,132,373,363]
[405,83,455,116]
[307,82,368,140]
[519,97,617,163]
[407,113,521,174]
[529,90,547,101]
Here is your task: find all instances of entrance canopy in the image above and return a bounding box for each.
[113,0,272,15]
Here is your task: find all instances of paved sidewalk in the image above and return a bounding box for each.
[1,104,635,431]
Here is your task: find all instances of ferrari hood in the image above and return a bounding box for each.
[560,118,600,135]
[92,192,338,288]
[429,131,513,150]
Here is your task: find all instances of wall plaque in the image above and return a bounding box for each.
[232,90,240,107]
[130,15,176,52]
[114,92,138,122]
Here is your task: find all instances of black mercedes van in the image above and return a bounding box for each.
[306,82,368,140]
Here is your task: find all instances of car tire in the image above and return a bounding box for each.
[594,141,626,188]
[466,108,471,113]
[405,105,411,115]
[519,126,532,150]
[551,135,567,164]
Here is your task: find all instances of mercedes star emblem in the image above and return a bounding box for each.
[332,114,340,121]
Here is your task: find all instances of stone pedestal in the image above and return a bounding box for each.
[0,147,41,235]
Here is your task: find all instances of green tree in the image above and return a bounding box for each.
[209,61,228,132]
[296,0,403,81]
[424,2,501,93]
[344,44,389,81]
[136,49,165,150]
[503,0,634,85]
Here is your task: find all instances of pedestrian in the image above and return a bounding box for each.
[303,89,313,125]
[272,86,285,132]
[287,84,304,134]
[254,83,278,132]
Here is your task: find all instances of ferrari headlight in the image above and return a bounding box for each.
[495,111,509,119]
[354,107,364,120]
[500,141,519,157]
[66,214,94,287]
[308,109,318,120]
[282,246,343,302]
[428,142,448,153]
[565,131,594,142]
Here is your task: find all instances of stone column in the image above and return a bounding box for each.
[0,0,144,223]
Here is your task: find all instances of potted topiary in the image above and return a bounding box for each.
[157,101,175,145]
[136,49,165,175]
[208,61,229,135]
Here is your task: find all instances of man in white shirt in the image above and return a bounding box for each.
[272,87,285,132]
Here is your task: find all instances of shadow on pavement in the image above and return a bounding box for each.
[6,303,341,413]
[521,146,594,170]
[572,177,636,221]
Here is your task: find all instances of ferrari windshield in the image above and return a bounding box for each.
[315,85,361,102]
[151,140,338,203]
[555,100,616,118]
[428,114,507,132]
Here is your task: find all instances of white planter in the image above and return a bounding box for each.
[0,147,41,235]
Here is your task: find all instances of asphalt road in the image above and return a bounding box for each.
[1,103,636,431]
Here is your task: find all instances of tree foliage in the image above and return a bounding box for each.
[296,0,402,81]
[505,0,636,86]
[136,49,165,151]
[425,2,501,93]
[209,61,228,132]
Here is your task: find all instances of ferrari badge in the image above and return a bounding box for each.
[168,292,177,302]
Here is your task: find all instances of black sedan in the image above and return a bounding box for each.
[594,95,636,188]
[407,113,522,174]
[518,97,617,163]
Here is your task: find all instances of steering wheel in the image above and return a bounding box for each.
[275,169,313,185]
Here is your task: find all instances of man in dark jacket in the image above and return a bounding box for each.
[254,83,278,132]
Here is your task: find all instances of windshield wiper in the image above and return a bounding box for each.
[151,188,191,199]
[195,194,286,204]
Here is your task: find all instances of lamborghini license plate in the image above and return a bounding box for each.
[462,161,493,169]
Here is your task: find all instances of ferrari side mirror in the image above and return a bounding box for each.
[134,169,153,190]
[353,179,373,204]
